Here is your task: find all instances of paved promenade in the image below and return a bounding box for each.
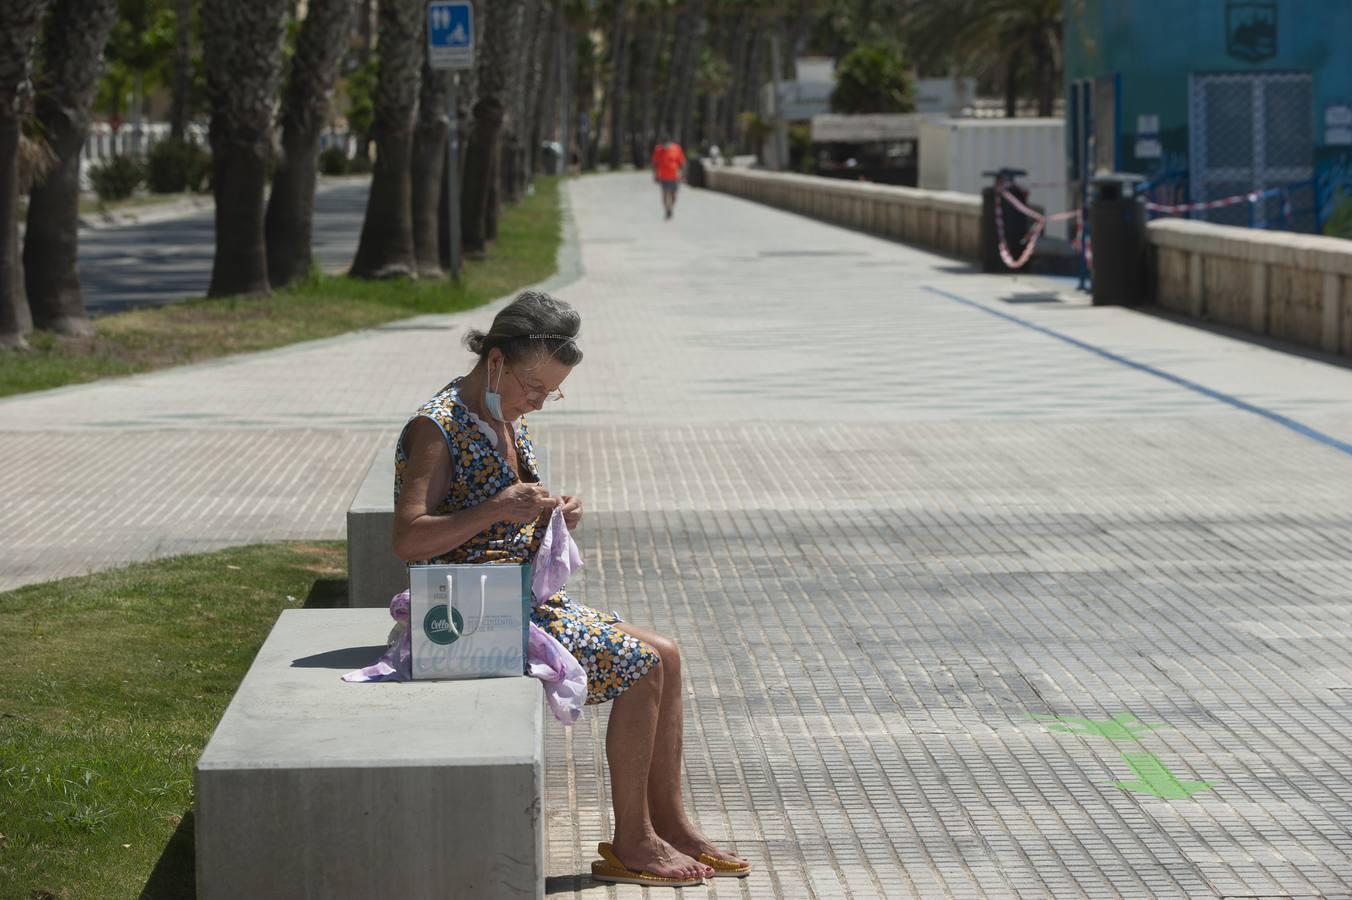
[6,172,1352,897]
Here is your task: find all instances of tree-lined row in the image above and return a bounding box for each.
[0,0,1063,350]
[0,0,560,350]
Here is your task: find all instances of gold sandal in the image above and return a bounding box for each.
[591,842,705,888]
[698,851,752,878]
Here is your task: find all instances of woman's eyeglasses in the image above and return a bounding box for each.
[508,369,564,402]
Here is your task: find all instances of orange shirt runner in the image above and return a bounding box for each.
[651,143,686,182]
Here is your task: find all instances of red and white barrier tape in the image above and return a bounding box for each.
[994,187,1080,271]
[1143,186,1281,215]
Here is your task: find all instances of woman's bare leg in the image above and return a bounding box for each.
[616,624,748,869]
[604,658,708,880]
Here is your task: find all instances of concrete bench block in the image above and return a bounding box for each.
[196,608,545,900]
[347,450,406,608]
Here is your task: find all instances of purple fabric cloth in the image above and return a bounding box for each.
[342,588,588,725]
[526,622,587,725]
[532,506,583,605]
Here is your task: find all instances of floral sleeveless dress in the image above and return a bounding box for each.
[395,376,660,704]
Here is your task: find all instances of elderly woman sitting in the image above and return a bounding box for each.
[391,290,749,887]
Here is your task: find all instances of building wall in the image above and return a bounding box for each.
[1063,0,1352,220]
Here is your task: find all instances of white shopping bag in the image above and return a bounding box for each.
[408,563,531,680]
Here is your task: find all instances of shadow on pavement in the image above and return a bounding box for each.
[546,874,607,894]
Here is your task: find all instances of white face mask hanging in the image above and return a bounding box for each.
[484,355,508,422]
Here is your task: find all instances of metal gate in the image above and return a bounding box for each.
[1189,71,1314,229]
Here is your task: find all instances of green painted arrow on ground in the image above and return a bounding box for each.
[1110,752,1217,799]
[1027,711,1165,741]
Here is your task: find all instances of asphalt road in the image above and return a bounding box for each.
[77,177,370,316]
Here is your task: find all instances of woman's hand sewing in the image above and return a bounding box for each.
[494,483,559,524]
[560,495,583,530]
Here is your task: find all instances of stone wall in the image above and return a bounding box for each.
[703,167,982,260]
[1149,220,1352,354]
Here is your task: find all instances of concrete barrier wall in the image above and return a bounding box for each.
[704,167,981,260]
[1148,219,1352,354]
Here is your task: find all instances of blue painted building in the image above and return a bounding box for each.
[1063,0,1352,231]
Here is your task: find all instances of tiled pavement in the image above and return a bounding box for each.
[7,172,1352,897]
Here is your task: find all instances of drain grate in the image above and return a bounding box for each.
[1001,292,1063,304]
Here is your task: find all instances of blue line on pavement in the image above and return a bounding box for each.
[922,285,1352,459]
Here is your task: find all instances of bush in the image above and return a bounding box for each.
[347,154,373,175]
[830,42,915,114]
[318,146,349,176]
[145,137,212,193]
[89,155,143,202]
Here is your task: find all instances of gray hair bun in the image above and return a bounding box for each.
[464,290,583,366]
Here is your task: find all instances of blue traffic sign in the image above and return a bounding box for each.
[428,1,473,70]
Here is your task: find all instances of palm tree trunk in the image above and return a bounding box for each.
[265,0,355,288]
[484,143,500,241]
[350,0,422,279]
[507,0,536,199]
[1004,56,1019,118]
[721,12,747,153]
[24,0,118,337]
[658,6,692,136]
[411,39,450,276]
[1036,40,1056,117]
[170,0,193,139]
[202,0,290,297]
[521,1,554,179]
[782,0,810,80]
[353,0,375,164]
[462,0,521,256]
[627,9,658,165]
[607,0,630,169]
[0,0,45,349]
[673,0,705,147]
[737,19,765,150]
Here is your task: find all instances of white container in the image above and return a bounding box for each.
[919,118,1071,237]
[408,563,531,680]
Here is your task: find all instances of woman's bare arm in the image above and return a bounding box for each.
[391,417,557,562]
[391,418,502,562]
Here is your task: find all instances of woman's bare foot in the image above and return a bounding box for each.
[655,818,749,869]
[610,832,714,881]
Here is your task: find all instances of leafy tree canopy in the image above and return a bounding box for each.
[829,41,915,115]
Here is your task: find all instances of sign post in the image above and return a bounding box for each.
[427,1,474,280]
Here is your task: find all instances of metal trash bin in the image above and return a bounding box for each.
[980,168,1033,273]
[1089,173,1148,306]
[686,156,707,188]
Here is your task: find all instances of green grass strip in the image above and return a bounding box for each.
[2,176,562,399]
[0,542,349,900]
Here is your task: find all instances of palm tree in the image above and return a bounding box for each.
[694,45,731,147]
[462,0,522,256]
[526,0,561,180]
[606,0,630,169]
[23,0,119,338]
[265,0,355,288]
[350,0,422,278]
[0,0,45,351]
[412,40,452,277]
[169,0,193,139]
[628,5,663,164]
[200,0,289,297]
[904,0,1062,117]
[501,0,537,203]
